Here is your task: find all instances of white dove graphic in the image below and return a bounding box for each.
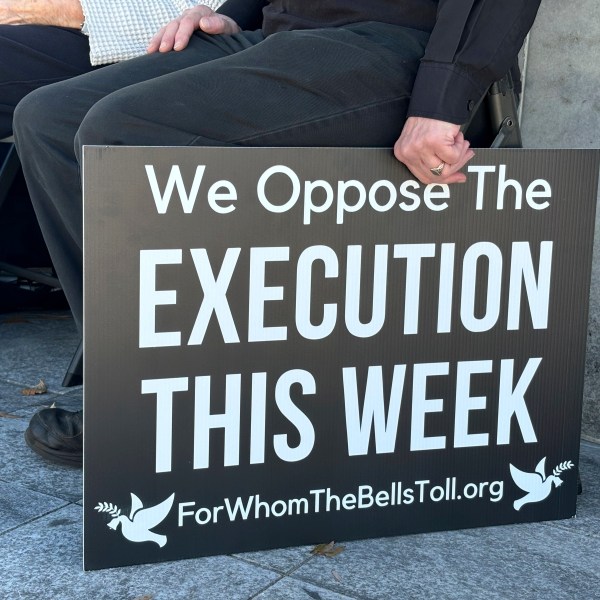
[510,457,564,511]
[97,492,175,547]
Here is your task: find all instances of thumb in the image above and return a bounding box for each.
[200,15,235,34]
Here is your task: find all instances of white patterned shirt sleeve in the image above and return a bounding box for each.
[80,0,226,66]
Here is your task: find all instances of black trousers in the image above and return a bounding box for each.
[0,25,96,138]
[13,22,429,333]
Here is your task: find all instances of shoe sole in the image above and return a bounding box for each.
[24,427,82,467]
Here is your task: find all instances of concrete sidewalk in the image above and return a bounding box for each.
[2,1,600,597]
[0,310,599,599]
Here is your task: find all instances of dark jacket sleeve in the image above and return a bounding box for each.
[216,0,268,30]
[407,0,542,124]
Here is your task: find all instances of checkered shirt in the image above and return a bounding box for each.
[80,0,226,65]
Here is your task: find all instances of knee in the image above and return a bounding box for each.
[13,82,77,153]
[13,86,51,144]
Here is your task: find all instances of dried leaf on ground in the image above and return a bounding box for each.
[133,595,153,600]
[310,541,345,558]
[311,541,335,555]
[0,411,23,419]
[332,569,342,582]
[21,379,48,396]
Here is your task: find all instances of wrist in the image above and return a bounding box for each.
[8,0,84,27]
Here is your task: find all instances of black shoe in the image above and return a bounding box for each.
[24,408,82,467]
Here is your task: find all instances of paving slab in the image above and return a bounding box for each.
[49,386,84,411]
[0,380,78,414]
[255,578,356,600]
[0,310,79,392]
[0,480,68,534]
[0,504,281,600]
[0,378,51,412]
[458,522,600,598]
[289,521,599,600]
[236,545,315,575]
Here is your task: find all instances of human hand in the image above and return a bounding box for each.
[394,116,475,185]
[147,5,240,53]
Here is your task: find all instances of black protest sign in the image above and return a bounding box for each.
[82,147,599,570]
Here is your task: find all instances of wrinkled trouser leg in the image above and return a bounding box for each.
[0,25,95,138]
[14,23,428,333]
[13,30,255,331]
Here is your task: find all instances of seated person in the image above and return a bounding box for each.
[1,0,224,137]
[1,0,221,466]
[14,0,541,466]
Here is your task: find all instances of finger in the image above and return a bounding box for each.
[173,19,199,51]
[408,145,472,185]
[199,15,241,35]
[154,20,184,53]
[403,139,464,180]
[422,149,475,184]
[432,148,472,178]
[173,6,217,50]
[433,137,469,167]
[430,138,473,176]
[147,26,167,53]
[147,7,215,54]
